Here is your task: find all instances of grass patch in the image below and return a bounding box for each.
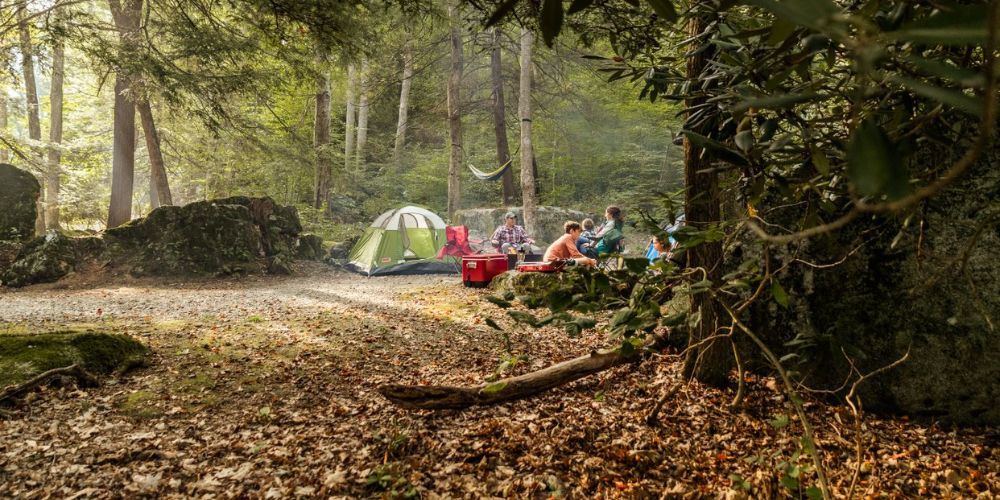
[0,331,149,388]
[118,390,162,419]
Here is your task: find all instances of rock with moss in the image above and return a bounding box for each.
[0,240,22,274]
[296,233,325,261]
[0,331,148,389]
[0,232,104,287]
[0,163,40,243]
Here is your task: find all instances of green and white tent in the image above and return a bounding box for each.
[345,205,457,276]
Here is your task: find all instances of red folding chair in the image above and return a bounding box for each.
[437,225,479,260]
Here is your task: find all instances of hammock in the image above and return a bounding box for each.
[467,158,513,181]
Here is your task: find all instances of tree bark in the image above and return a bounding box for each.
[313,49,332,209]
[46,18,64,230]
[344,63,357,175]
[680,14,731,387]
[0,92,8,163]
[107,0,142,229]
[393,38,413,172]
[137,100,172,207]
[355,59,369,171]
[380,335,667,410]
[518,28,537,236]
[446,2,463,220]
[18,2,44,235]
[491,28,515,205]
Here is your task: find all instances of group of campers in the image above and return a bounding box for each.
[490,205,678,268]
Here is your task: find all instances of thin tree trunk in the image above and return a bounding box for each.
[446,2,464,220]
[0,92,8,163]
[491,28,515,205]
[355,59,369,171]
[18,2,44,234]
[313,49,332,209]
[46,24,65,229]
[107,0,142,229]
[344,63,357,175]
[137,100,172,207]
[680,15,731,387]
[518,28,537,236]
[393,39,414,172]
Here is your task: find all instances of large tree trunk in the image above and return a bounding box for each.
[107,0,142,229]
[680,15,731,387]
[393,38,413,172]
[380,333,667,410]
[344,63,357,176]
[136,100,172,207]
[518,28,537,236]
[446,2,463,220]
[355,59,369,172]
[46,24,64,229]
[18,2,44,235]
[491,28,515,205]
[312,49,332,209]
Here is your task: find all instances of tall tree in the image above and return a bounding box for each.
[46,13,65,229]
[18,2,43,234]
[679,14,730,387]
[107,0,142,229]
[137,101,172,207]
[313,49,332,208]
[0,92,7,163]
[491,27,515,205]
[344,63,357,174]
[518,27,536,235]
[393,37,413,172]
[446,2,463,220]
[355,59,369,170]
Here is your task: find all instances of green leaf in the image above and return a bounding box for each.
[681,130,749,165]
[779,352,799,363]
[507,310,539,326]
[733,92,822,112]
[539,0,564,47]
[810,147,830,175]
[906,56,985,88]
[610,308,636,330]
[485,295,512,308]
[735,130,754,152]
[728,474,751,490]
[805,486,824,499]
[888,5,989,45]
[481,381,508,394]
[567,0,595,15]
[800,435,816,454]
[890,76,984,117]
[484,318,503,330]
[771,280,789,308]
[744,0,841,31]
[769,414,790,429]
[768,19,797,46]
[846,119,909,199]
[645,0,677,22]
[623,257,649,273]
[486,0,521,28]
[779,474,799,490]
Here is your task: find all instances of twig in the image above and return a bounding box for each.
[729,340,746,410]
[0,364,99,404]
[645,381,684,426]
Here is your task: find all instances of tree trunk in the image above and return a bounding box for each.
[0,92,8,163]
[107,0,142,229]
[136,100,172,207]
[680,15,731,387]
[18,2,44,235]
[446,2,464,220]
[380,334,667,410]
[491,28,515,205]
[313,49,332,209]
[393,38,413,172]
[518,28,537,236]
[46,23,65,229]
[344,63,357,176]
[355,59,369,172]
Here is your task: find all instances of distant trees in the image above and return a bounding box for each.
[344,63,357,174]
[312,48,332,208]
[490,28,515,206]
[17,2,43,234]
[393,37,414,172]
[518,28,536,236]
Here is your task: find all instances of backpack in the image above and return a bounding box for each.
[595,226,624,255]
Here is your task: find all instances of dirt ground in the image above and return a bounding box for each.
[1,264,997,498]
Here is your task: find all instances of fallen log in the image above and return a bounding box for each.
[0,364,99,404]
[379,334,668,410]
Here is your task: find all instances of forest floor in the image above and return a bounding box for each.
[0,263,997,498]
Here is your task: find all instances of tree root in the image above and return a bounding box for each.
[379,334,669,410]
[0,364,99,405]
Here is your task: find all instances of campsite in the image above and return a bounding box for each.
[1,0,999,498]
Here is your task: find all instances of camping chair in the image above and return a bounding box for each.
[436,225,478,260]
[596,238,626,271]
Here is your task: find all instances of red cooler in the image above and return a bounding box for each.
[462,254,508,288]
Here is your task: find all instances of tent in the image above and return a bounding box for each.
[345,205,457,276]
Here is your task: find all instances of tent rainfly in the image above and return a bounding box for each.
[345,205,457,276]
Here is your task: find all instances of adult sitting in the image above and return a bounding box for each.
[581,206,625,258]
[544,221,597,267]
[490,212,534,254]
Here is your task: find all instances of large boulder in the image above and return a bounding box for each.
[0,331,148,389]
[454,206,595,247]
[296,233,325,261]
[0,232,103,287]
[736,138,1000,425]
[0,163,40,243]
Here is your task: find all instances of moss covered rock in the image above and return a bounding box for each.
[296,233,325,261]
[0,240,23,274]
[0,163,40,243]
[0,331,148,389]
[0,232,103,287]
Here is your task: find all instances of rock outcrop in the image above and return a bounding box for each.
[0,233,103,287]
[454,206,595,247]
[0,163,40,243]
